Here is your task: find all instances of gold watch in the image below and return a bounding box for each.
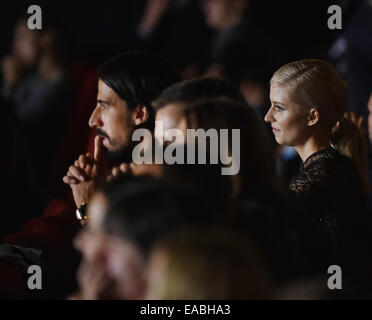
[76,203,88,225]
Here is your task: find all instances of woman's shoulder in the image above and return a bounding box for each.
[303,147,356,173]
[295,147,338,183]
[290,147,362,195]
[300,146,363,193]
[303,147,335,166]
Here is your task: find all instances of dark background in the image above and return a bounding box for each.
[0,0,355,66]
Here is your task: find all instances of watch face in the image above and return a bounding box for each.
[76,208,85,221]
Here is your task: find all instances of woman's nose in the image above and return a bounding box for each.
[264,107,274,123]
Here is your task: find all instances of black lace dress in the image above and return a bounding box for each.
[289,147,370,261]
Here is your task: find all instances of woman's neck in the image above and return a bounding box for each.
[294,136,330,163]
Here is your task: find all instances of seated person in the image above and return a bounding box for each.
[0,52,179,299]
[265,59,372,284]
[71,175,217,299]
[146,227,273,299]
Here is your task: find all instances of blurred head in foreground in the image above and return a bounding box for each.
[145,227,273,299]
[73,175,214,299]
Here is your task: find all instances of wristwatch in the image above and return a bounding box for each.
[76,203,88,225]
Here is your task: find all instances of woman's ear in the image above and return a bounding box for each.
[133,105,150,126]
[307,108,320,126]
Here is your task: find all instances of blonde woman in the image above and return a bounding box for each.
[264,59,370,263]
[145,227,273,300]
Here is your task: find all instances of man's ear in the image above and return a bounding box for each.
[133,105,150,126]
[307,108,320,126]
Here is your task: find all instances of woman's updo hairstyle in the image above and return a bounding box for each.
[270,59,348,131]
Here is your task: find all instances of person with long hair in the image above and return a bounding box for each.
[264,59,372,282]
[330,113,370,197]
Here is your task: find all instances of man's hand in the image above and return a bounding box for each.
[106,163,132,182]
[63,136,104,207]
[106,163,163,182]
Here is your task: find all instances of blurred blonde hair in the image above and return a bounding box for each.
[146,227,273,300]
[330,116,370,197]
[271,59,348,130]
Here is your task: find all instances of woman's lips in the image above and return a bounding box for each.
[272,127,281,133]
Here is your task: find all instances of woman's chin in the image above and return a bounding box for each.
[274,137,283,145]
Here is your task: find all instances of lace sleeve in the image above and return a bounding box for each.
[289,152,329,199]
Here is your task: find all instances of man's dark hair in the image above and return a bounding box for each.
[152,77,247,111]
[98,52,179,131]
[101,176,215,259]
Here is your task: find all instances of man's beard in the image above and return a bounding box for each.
[107,144,133,165]
[96,128,134,165]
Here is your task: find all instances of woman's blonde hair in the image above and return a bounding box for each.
[146,227,272,300]
[331,116,370,197]
[271,59,348,130]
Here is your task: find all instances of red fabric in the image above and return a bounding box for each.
[3,131,99,249]
[0,63,100,299]
[49,63,98,195]
[3,62,98,250]
[3,196,80,250]
[1,194,82,298]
